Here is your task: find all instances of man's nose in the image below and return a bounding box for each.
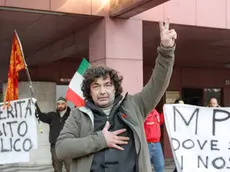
[99,86,106,94]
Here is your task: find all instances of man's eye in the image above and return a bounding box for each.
[105,83,112,86]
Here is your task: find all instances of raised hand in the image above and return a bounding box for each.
[159,17,177,48]
[102,121,129,150]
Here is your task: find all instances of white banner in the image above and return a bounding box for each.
[0,98,38,164]
[164,104,230,172]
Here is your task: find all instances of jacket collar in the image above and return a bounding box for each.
[79,106,94,127]
[78,93,128,127]
[57,106,71,117]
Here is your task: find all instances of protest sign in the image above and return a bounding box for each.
[0,98,37,164]
[164,104,230,172]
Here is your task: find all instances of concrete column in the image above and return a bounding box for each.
[3,81,56,165]
[89,18,143,94]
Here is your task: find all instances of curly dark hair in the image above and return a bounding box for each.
[81,66,123,101]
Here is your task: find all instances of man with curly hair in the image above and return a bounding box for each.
[56,18,177,172]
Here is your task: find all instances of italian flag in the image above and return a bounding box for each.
[66,58,90,107]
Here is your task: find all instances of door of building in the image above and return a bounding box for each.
[182,88,223,106]
[182,88,203,105]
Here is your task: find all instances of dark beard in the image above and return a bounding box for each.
[57,106,67,112]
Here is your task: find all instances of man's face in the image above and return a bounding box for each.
[209,98,218,107]
[90,75,116,108]
[57,102,67,112]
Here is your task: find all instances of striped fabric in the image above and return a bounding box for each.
[66,58,90,107]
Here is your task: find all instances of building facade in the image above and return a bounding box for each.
[0,0,230,166]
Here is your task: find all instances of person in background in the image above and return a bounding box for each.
[174,98,184,105]
[144,109,164,172]
[173,98,184,172]
[35,97,71,172]
[208,97,220,107]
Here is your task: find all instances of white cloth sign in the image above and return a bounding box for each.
[164,104,230,172]
[0,98,38,164]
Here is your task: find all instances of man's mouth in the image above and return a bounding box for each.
[98,97,108,101]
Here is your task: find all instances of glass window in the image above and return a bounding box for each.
[204,88,222,106]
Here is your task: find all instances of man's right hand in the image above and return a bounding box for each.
[102,121,129,151]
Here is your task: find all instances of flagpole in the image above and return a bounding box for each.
[14,30,34,98]
[14,30,43,133]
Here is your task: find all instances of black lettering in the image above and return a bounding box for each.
[227,158,230,169]
[175,155,183,170]
[6,121,17,137]
[13,139,21,152]
[181,155,184,170]
[17,100,25,118]
[14,101,18,118]
[23,138,32,152]
[198,155,208,168]
[211,140,220,151]
[0,123,7,137]
[2,123,7,137]
[0,104,6,120]
[182,139,195,149]
[197,140,208,150]
[17,121,28,137]
[10,138,13,152]
[9,138,12,151]
[172,137,180,151]
[6,104,14,119]
[25,99,32,118]
[213,109,230,136]
[173,106,199,135]
[0,138,10,152]
[212,157,225,169]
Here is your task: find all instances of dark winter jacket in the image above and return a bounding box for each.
[35,104,71,146]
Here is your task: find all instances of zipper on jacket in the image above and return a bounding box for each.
[118,111,141,156]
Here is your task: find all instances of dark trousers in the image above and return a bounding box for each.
[173,168,177,172]
[50,147,71,172]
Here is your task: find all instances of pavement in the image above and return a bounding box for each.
[0,159,175,172]
[164,159,175,171]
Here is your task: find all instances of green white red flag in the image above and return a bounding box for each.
[66,58,90,107]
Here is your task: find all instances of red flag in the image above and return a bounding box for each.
[4,31,26,104]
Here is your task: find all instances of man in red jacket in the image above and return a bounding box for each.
[144,109,164,172]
